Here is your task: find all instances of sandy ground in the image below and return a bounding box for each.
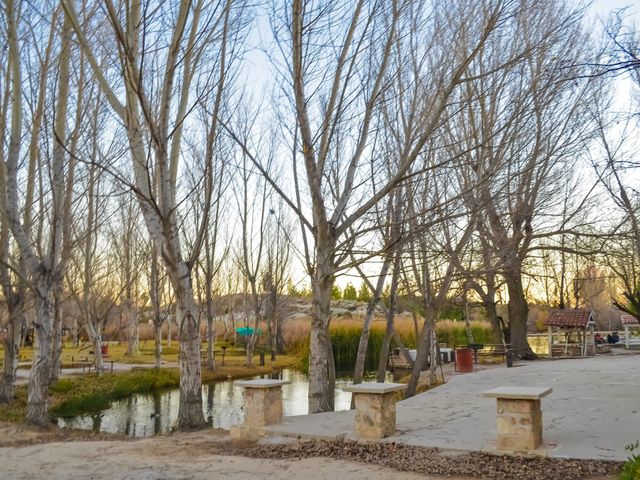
[0,424,617,480]
[0,425,460,480]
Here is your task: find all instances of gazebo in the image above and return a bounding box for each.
[544,309,595,357]
[621,314,640,350]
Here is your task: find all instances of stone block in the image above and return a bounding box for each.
[353,391,397,439]
[244,386,284,427]
[494,400,543,450]
[230,425,265,442]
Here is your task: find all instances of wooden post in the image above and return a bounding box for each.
[547,326,553,358]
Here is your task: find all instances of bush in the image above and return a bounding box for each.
[620,441,640,480]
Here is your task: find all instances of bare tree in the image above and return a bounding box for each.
[62,0,245,428]
[229,0,509,413]
[2,1,83,423]
[446,0,602,357]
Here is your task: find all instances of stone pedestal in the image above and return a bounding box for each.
[343,383,407,439]
[483,386,552,451]
[230,379,290,441]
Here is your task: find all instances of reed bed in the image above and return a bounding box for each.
[282,316,494,373]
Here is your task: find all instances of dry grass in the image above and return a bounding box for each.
[0,338,284,367]
[282,316,494,372]
[282,316,494,349]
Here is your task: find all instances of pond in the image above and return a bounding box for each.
[56,369,386,437]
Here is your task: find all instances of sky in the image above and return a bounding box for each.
[593,0,638,18]
[239,0,640,291]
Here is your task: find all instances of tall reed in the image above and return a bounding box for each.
[282,317,494,373]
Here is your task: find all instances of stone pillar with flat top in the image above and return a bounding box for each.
[230,379,290,441]
[342,383,407,440]
[483,386,552,451]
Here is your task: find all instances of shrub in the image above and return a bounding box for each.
[620,441,640,480]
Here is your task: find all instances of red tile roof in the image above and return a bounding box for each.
[621,314,639,326]
[544,309,592,328]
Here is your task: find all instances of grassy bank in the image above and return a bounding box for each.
[0,355,298,423]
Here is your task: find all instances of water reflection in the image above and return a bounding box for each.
[57,369,366,437]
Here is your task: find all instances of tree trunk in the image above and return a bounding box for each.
[405,307,436,398]
[483,293,503,344]
[352,258,391,386]
[72,314,79,346]
[376,318,394,383]
[268,289,278,361]
[504,263,535,359]
[0,310,22,403]
[92,333,104,374]
[26,277,54,425]
[126,303,139,356]
[376,260,400,382]
[175,267,205,430]
[154,321,162,369]
[49,284,63,383]
[85,321,104,374]
[205,284,215,370]
[206,315,215,370]
[308,265,335,413]
[150,245,162,369]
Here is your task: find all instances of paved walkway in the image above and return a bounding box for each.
[14,362,159,385]
[265,353,640,461]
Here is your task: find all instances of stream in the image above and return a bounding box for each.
[55,369,384,437]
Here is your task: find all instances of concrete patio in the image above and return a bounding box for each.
[263,353,640,461]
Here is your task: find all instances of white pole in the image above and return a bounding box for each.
[625,325,630,350]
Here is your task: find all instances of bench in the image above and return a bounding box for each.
[230,379,290,441]
[342,383,407,439]
[475,343,510,363]
[483,386,552,451]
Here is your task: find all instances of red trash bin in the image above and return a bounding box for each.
[100,344,109,356]
[455,348,473,373]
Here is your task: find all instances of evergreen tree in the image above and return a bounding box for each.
[343,282,357,300]
[331,284,342,300]
[357,282,371,302]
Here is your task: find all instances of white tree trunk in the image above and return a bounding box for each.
[175,276,205,429]
[26,278,55,424]
[126,304,139,356]
[85,321,104,374]
[154,322,163,369]
[0,311,22,403]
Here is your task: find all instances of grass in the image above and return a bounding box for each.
[620,441,640,480]
[0,339,269,367]
[50,368,180,417]
[0,351,298,423]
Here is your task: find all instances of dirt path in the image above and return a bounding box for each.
[0,424,619,480]
[0,429,452,480]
